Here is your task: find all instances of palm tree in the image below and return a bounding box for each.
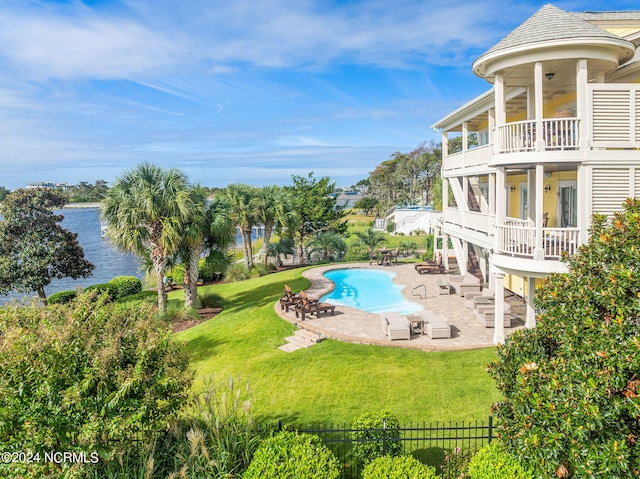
[255,185,290,266]
[222,184,259,269]
[353,228,386,261]
[177,191,234,309]
[101,163,194,314]
[308,232,347,262]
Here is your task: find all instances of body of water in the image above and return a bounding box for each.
[0,207,143,304]
[320,268,423,315]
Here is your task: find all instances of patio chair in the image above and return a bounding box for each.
[380,312,411,340]
[415,258,445,274]
[475,302,513,328]
[450,273,481,297]
[464,287,495,310]
[279,284,301,312]
[294,291,335,321]
[416,310,451,339]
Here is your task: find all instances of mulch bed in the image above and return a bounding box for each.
[171,307,223,333]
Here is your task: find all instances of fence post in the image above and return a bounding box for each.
[382,418,387,456]
[488,416,493,444]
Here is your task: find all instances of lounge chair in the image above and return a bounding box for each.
[475,302,513,328]
[464,287,495,310]
[279,284,301,312]
[415,259,445,274]
[380,312,411,340]
[416,310,451,339]
[294,291,336,321]
[448,273,481,297]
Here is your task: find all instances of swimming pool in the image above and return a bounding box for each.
[320,268,423,315]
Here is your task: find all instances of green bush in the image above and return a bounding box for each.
[84,282,116,300]
[243,431,340,479]
[46,289,77,305]
[168,264,186,285]
[351,411,402,466]
[225,263,249,282]
[0,292,192,479]
[108,275,142,299]
[488,198,640,478]
[467,442,532,479]
[198,257,222,283]
[344,244,370,262]
[363,455,437,479]
[114,290,157,305]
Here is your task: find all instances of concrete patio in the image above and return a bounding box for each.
[275,262,527,352]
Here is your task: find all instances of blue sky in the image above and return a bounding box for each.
[0,0,638,190]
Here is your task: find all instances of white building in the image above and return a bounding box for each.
[432,5,640,344]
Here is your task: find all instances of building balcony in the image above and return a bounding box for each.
[496,220,580,260]
[496,117,579,154]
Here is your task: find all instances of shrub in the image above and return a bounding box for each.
[224,263,249,282]
[168,264,186,285]
[46,289,77,305]
[488,198,640,478]
[108,275,142,299]
[84,282,116,300]
[467,442,532,479]
[351,411,402,466]
[363,455,437,479]
[114,290,157,305]
[344,244,370,262]
[243,431,340,479]
[0,292,192,479]
[198,257,219,283]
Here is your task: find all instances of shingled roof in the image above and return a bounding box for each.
[481,4,626,58]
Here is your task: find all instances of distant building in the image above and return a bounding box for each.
[26,182,56,189]
[334,191,363,208]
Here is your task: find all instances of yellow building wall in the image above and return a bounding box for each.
[506,170,577,226]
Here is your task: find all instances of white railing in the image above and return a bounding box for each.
[543,118,579,150]
[497,120,536,153]
[496,118,579,154]
[496,224,580,259]
[443,144,491,172]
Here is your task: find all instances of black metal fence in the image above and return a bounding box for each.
[281,417,493,479]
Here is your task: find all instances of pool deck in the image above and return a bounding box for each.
[275,262,527,352]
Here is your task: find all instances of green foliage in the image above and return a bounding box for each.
[287,172,348,261]
[224,263,250,282]
[488,198,640,478]
[363,455,438,479]
[168,264,186,285]
[307,231,347,262]
[467,442,532,479]
[345,243,370,262]
[351,411,403,466]
[108,275,142,299]
[0,185,10,202]
[66,180,109,203]
[440,446,473,479]
[0,188,94,301]
[0,292,192,479]
[198,257,221,283]
[46,289,77,305]
[114,290,157,305]
[243,431,340,479]
[386,221,395,233]
[85,282,117,300]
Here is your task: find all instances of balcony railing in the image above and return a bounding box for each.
[496,224,580,260]
[496,118,580,154]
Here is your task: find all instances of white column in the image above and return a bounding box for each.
[493,271,506,344]
[576,59,589,149]
[526,276,536,328]
[443,234,449,271]
[462,122,469,152]
[533,163,545,260]
[534,62,545,151]
[495,73,505,126]
[489,173,496,220]
[488,108,495,155]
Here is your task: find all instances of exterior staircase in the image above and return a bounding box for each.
[278,328,326,352]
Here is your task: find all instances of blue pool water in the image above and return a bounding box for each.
[320,268,422,315]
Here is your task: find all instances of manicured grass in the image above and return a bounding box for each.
[173,268,500,426]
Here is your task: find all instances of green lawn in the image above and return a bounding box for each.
[174,267,500,426]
